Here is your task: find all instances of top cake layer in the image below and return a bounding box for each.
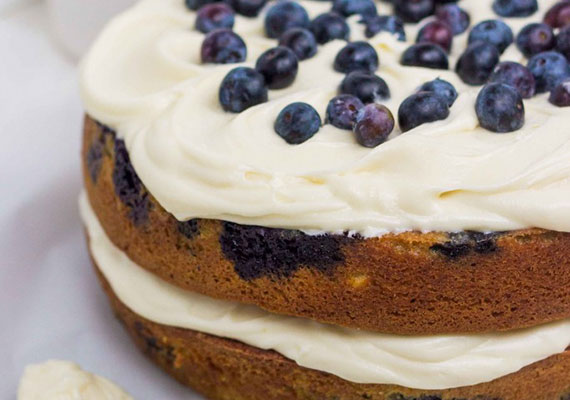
[80,0,570,235]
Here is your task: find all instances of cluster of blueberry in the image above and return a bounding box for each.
[189,0,570,147]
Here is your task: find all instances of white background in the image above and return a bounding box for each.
[0,0,202,398]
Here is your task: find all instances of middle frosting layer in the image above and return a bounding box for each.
[80,192,570,390]
[80,0,570,236]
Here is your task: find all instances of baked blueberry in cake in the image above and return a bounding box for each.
[79,0,570,399]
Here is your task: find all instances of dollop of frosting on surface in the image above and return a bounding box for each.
[80,192,570,390]
[80,0,570,236]
[18,360,133,400]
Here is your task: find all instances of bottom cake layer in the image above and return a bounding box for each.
[93,259,570,400]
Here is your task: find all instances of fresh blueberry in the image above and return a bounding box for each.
[332,0,377,18]
[219,67,268,112]
[468,20,514,54]
[186,0,221,11]
[398,92,449,132]
[224,0,267,17]
[527,51,570,93]
[400,43,449,70]
[416,20,453,53]
[475,83,524,133]
[549,79,570,107]
[274,102,321,144]
[333,41,379,74]
[195,3,235,33]
[544,1,570,29]
[393,0,435,23]
[492,0,538,18]
[309,12,350,44]
[279,28,317,60]
[456,41,500,85]
[436,4,470,35]
[255,46,299,89]
[516,23,556,58]
[113,139,149,226]
[326,94,365,130]
[265,1,310,39]
[418,78,457,107]
[339,71,390,103]
[488,61,536,98]
[557,25,570,61]
[361,15,406,41]
[353,104,395,147]
[201,29,246,64]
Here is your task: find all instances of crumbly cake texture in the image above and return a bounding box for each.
[83,116,570,336]
[93,257,570,400]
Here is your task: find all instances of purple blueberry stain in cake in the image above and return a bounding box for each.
[112,139,150,226]
[430,231,502,259]
[87,123,115,183]
[334,41,379,74]
[400,43,449,70]
[134,322,176,367]
[264,1,310,39]
[178,219,200,239]
[360,15,406,41]
[220,222,354,280]
[201,29,247,64]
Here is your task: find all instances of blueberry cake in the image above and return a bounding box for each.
[79,0,570,399]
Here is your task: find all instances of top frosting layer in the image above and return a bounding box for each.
[80,0,570,236]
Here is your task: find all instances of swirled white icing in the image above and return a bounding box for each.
[80,0,570,236]
[18,360,133,400]
[80,192,570,389]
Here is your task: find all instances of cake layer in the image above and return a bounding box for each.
[83,117,570,335]
[80,190,570,391]
[98,266,570,400]
[79,0,570,236]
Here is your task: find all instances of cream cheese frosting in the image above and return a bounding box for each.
[80,0,570,236]
[18,360,133,400]
[80,192,570,390]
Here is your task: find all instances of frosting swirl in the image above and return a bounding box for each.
[80,0,570,236]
